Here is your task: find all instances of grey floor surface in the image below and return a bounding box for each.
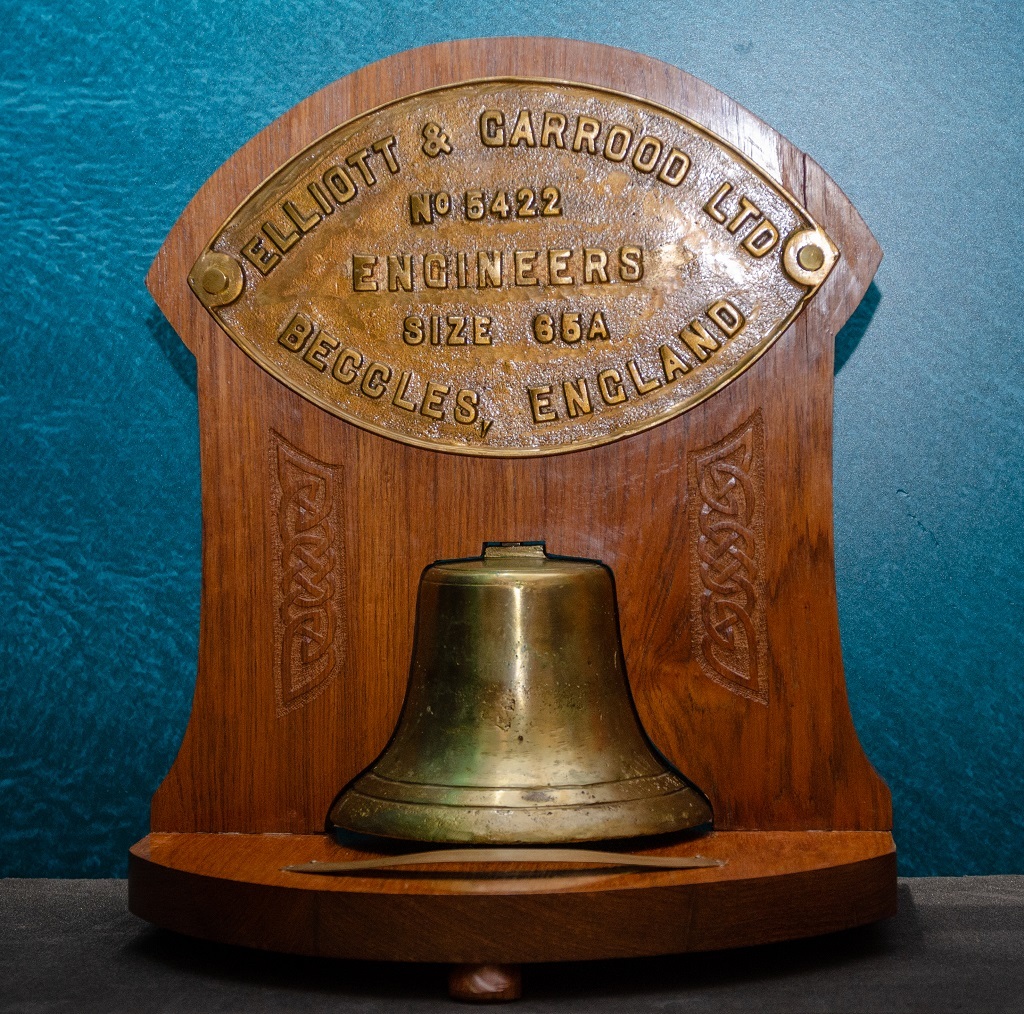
[2,876,1023,1012]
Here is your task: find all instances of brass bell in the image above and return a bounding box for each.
[329,544,711,844]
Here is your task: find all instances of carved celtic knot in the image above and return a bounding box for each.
[690,412,768,704]
[271,434,344,715]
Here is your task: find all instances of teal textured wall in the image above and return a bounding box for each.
[1,1,1021,877]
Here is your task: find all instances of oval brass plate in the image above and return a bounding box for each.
[190,78,837,456]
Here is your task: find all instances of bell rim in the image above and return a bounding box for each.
[329,779,713,845]
[341,769,694,809]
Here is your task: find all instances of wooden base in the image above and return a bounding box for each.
[128,831,896,964]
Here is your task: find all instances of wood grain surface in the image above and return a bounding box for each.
[144,37,889,842]
[129,830,897,962]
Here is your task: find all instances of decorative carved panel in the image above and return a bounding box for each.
[690,411,768,704]
[270,432,345,716]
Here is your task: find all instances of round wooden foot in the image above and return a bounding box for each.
[448,963,522,1002]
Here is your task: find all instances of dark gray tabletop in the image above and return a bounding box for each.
[2,876,1023,1012]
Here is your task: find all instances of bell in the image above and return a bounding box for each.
[329,544,712,844]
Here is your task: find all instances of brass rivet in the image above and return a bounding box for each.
[797,244,825,271]
[201,266,229,294]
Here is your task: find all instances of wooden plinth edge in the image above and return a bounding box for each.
[128,830,896,964]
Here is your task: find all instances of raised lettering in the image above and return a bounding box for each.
[403,316,424,345]
[508,109,536,147]
[619,246,644,282]
[742,220,779,257]
[420,380,449,419]
[284,200,320,233]
[480,110,505,147]
[563,378,592,418]
[478,250,502,288]
[307,181,333,215]
[473,316,492,345]
[632,136,662,173]
[703,182,732,223]
[549,249,573,285]
[540,111,567,148]
[658,148,690,186]
[409,193,432,225]
[727,197,761,235]
[681,320,719,361]
[346,148,376,186]
[332,349,362,384]
[628,358,661,394]
[361,362,390,397]
[352,254,378,291]
[514,249,538,286]
[583,248,609,284]
[392,370,417,411]
[561,311,581,343]
[208,80,833,456]
[604,124,632,162]
[660,343,690,381]
[387,254,413,292]
[529,385,558,423]
[454,389,479,425]
[278,312,315,352]
[446,316,466,345]
[572,116,601,153]
[303,330,339,372]
[323,165,357,205]
[587,311,609,340]
[708,300,746,337]
[371,135,400,173]
[533,314,554,344]
[424,252,447,289]
[598,369,627,405]
[262,220,298,253]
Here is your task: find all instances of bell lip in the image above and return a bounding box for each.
[328,780,713,846]
[339,769,696,809]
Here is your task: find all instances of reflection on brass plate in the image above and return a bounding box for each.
[190,79,838,456]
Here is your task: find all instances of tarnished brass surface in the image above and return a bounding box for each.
[191,79,837,456]
[328,545,712,844]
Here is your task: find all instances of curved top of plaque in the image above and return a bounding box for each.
[151,40,877,458]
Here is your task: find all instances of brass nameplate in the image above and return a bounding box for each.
[190,79,837,456]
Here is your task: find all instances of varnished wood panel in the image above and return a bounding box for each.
[129,830,897,962]
[146,38,888,837]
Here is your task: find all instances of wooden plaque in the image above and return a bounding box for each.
[131,38,894,979]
